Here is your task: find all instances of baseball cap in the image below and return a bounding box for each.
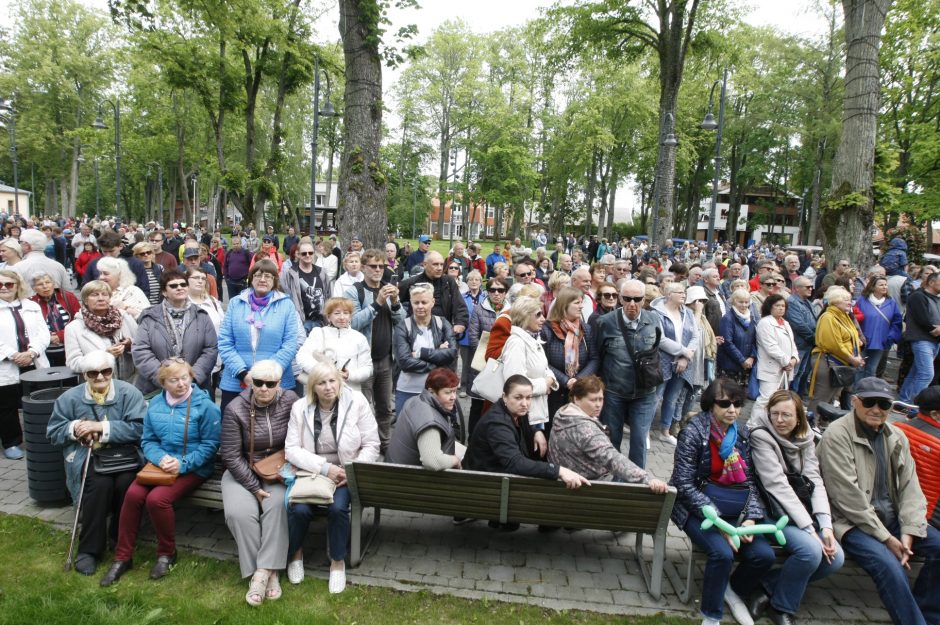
[262,235,274,243]
[418,235,431,244]
[351,235,361,242]
[63,228,73,235]
[854,377,894,400]
[183,247,200,258]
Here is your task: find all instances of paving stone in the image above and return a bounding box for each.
[599,558,628,575]
[565,570,594,588]
[474,579,503,593]
[513,567,542,584]
[581,587,614,605]
[589,571,622,590]
[574,555,603,572]
[461,562,489,580]
[500,551,525,566]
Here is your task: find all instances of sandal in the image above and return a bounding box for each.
[265,572,282,600]
[246,571,268,607]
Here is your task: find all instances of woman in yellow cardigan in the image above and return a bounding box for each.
[809,286,864,412]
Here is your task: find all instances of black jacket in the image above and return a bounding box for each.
[904,288,940,343]
[398,271,469,328]
[392,315,457,372]
[465,400,559,479]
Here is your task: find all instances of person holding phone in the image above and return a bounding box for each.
[297,298,372,394]
[348,248,405,454]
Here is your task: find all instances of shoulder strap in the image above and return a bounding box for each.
[405,317,413,335]
[248,401,255,462]
[354,281,366,307]
[181,394,192,455]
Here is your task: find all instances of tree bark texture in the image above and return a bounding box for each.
[822,0,893,270]
[337,0,388,249]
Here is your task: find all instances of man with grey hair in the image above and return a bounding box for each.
[786,276,818,396]
[720,262,743,299]
[783,254,803,290]
[570,267,595,323]
[594,278,662,468]
[701,267,725,343]
[13,228,70,296]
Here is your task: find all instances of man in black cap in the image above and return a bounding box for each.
[405,235,431,274]
[818,376,940,625]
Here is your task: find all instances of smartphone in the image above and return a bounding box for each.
[389,274,399,286]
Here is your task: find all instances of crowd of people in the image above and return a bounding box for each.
[1,214,938,623]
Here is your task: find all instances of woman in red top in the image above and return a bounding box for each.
[75,242,101,281]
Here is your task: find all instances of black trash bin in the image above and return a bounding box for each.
[23,387,71,505]
[20,366,79,397]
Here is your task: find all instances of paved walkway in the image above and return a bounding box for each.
[0,419,900,624]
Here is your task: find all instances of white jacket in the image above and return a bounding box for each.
[64,311,138,380]
[111,286,151,321]
[331,271,363,298]
[500,325,557,425]
[755,315,799,382]
[285,390,380,474]
[316,254,338,282]
[297,325,372,392]
[0,298,51,386]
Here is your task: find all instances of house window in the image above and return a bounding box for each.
[486,225,494,236]
[315,194,325,207]
[443,222,450,237]
[486,207,494,219]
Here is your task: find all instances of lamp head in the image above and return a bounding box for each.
[700,112,718,131]
[92,115,107,130]
[663,133,678,147]
[320,101,336,117]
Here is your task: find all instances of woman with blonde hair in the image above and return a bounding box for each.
[542,286,598,423]
[544,269,570,315]
[297,297,372,394]
[65,280,138,381]
[500,296,557,455]
[285,357,379,591]
[97,256,150,320]
[809,286,864,412]
[331,251,364,298]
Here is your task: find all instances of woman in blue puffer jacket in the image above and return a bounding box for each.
[99,359,221,586]
[218,259,300,415]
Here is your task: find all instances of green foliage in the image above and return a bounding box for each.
[883,224,927,263]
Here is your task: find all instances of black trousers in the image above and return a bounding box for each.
[79,466,136,558]
[0,381,23,448]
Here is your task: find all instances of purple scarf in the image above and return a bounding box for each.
[246,291,272,330]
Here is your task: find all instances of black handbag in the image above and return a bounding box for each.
[93,445,145,475]
[89,404,143,475]
[826,354,856,388]
[619,316,664,389]
[750,427,815,521]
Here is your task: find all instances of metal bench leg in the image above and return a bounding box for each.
[633,531,665,600]
[350,503,363,567]
[677,542,695,604]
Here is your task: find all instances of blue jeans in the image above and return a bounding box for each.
[840,522,940,625]
[395,390,420,416]
[599,390,658,469]
[302,319,323,335]
[861,348,885,379]
[899,340,940,402]
[683,515,776,621]
[762,524,844,614]
[791,347,813,396]
[287,485,351,562]
[657,375,688,430]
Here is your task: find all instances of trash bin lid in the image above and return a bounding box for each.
[20,366,79,385]
[29,387,69,402]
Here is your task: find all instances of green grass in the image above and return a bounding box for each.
[396,238,512,256]
[0,514,695,625]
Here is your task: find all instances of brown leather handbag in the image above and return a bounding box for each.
[136,395,192,487]
[249,404,287,482]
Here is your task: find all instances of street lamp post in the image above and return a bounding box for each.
[701,68,728,255]
[449,147,458,249]
[309,56,338,235]
[0,98,20,217]
[191,173,198,228]
[650,112,678,250]
[94,158,100,218]
[149,162,163,227]
[92,99,121,222]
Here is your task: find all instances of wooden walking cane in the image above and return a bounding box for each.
[64,443,93,572]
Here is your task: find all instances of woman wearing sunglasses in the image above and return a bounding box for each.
[46,351,146,576]
[219,359,299,606]
[0,269,50,460]
[466,276,508,435]
[745,390,843,625]
[100,358,222,587]
[669,377,775,625]
[130,269,218,397]
[284,358,379,592]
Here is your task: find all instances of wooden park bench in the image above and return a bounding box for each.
[344,461,677,599]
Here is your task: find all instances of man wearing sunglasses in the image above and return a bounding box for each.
[280,238,333,334]
[593,279,663,469]
[818,376,940,625]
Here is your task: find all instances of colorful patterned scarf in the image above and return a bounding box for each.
[709,415,748,484]
[552,319,582,379]
[80,304,123,337]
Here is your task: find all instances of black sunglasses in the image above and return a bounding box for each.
[620,295,644,303]
[488,287,507,293]
[166,282,188,289]
[860,397,892,410]
[367,263,387,269]
[85,368,114,379]
[600,292,618,299]
[252,379,278,389]
[713,399,744,408]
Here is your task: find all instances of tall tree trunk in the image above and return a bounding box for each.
[584,150,598,237]
[606,169,617,237]
[337,0,388,249]
[807,137,827,245]
[435,131,450,239]
[821,0,893,271]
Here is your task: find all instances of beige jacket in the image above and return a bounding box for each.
[817,411,927,541]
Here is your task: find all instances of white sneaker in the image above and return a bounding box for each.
[701,618,720,625]
[660,429,678,446]
[646,435,651,450]
[724,588,754,625]
[287,559,304,584]
[328,567,346,594]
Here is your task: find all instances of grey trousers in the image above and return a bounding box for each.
[221,470,289,578]
[365,355,394,452]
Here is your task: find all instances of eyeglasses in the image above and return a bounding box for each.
[166,282,188,289]
[366,263,386,269]
[713,399,743,408]
[488,287,506,294]
[600,292,618,299]
[136,251,153,257]
[85,368,114,379]
[253,272,275,280]
[150,238,164,243]
[860,397,892,410]
[515,272,533,278]
[0,281,16,289]
[645,280,657,286]
[298,251,315,257]
[252,379,278,389]
[448,266,461,271]
[620,295,644,303]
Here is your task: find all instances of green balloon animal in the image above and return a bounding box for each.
[700,505,788,549]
